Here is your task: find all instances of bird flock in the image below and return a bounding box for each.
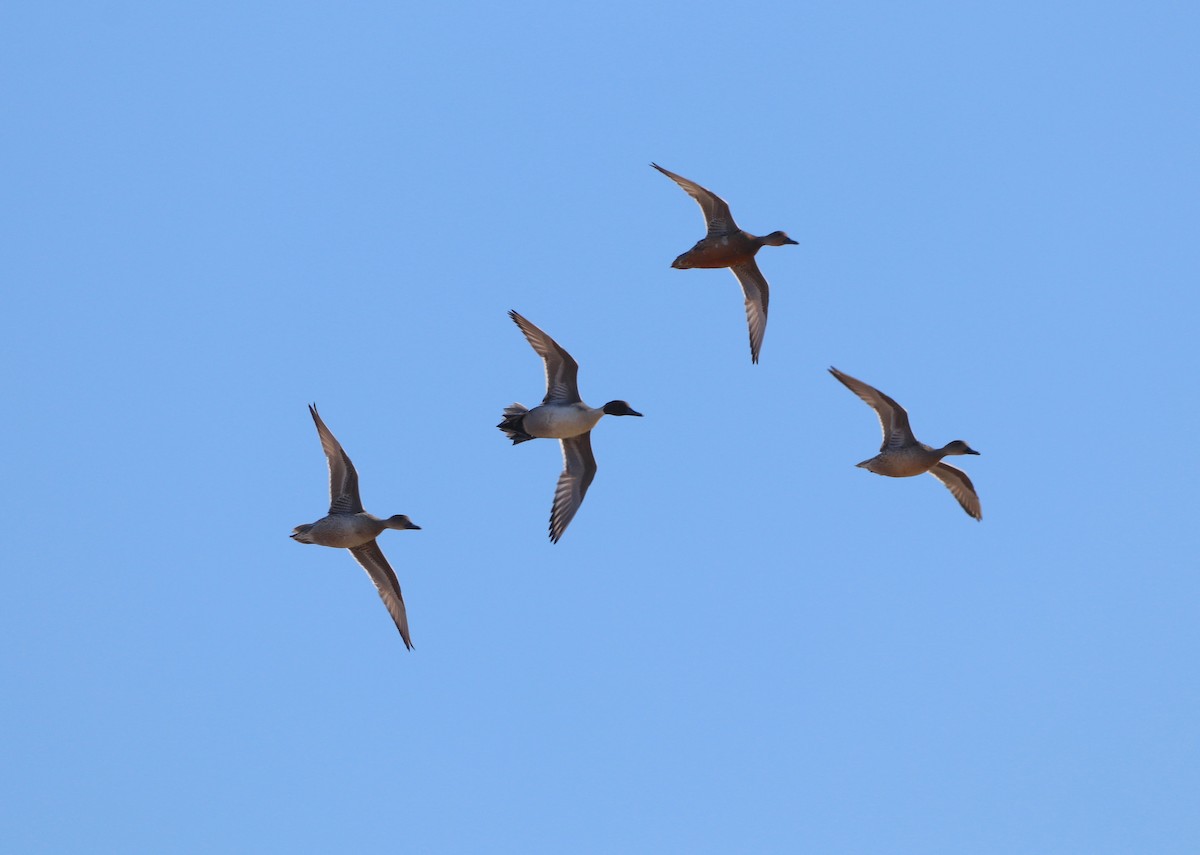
[290,163,983,649]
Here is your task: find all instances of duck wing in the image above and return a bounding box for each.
[308,404,364,514]
[349,539,414,649]
[827,368,917,450]
[549,432,598,543]
[730,260,770,364]
[509,310,581,405]
[929,462,983,521]
[652,163,740,237]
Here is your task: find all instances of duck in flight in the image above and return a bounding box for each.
[498,310,643,543]
[291,405,422,647]
[828,367,982,520]
[651,162,797,364]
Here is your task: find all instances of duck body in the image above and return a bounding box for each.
[291,512,417,550]
[856,444,960,478]
[518,401,605,439]
[671,231,767,270]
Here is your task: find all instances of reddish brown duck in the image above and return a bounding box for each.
[652,162,797,364]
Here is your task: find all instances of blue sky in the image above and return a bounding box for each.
[3,2,1198,852]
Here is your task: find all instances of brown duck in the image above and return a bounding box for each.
[652,162,797,364]
[291,405,422,647]
[829,367,982,520]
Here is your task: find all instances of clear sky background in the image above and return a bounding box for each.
[3,2,1198,852]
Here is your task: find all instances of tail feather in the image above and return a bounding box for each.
[498,403,534,445]
[290,523,315,543]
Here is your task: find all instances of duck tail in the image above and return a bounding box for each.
[498,403,534,445]
[290,524,315,543]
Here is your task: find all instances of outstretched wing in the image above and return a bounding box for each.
[652,163,740,236]
[308,404,363,514]
[827,368,916,450]
[508,310,581,405]
[349,540,414,648]
[929,463,983,521]
[730,260,770,364]
[549,432,598,543]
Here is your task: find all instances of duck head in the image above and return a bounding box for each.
[941,440,980,456]
[762,230,798,247]
[602,400,643,417]
[385,514,422,530]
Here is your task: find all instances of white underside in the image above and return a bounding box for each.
[522,403,602,439]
